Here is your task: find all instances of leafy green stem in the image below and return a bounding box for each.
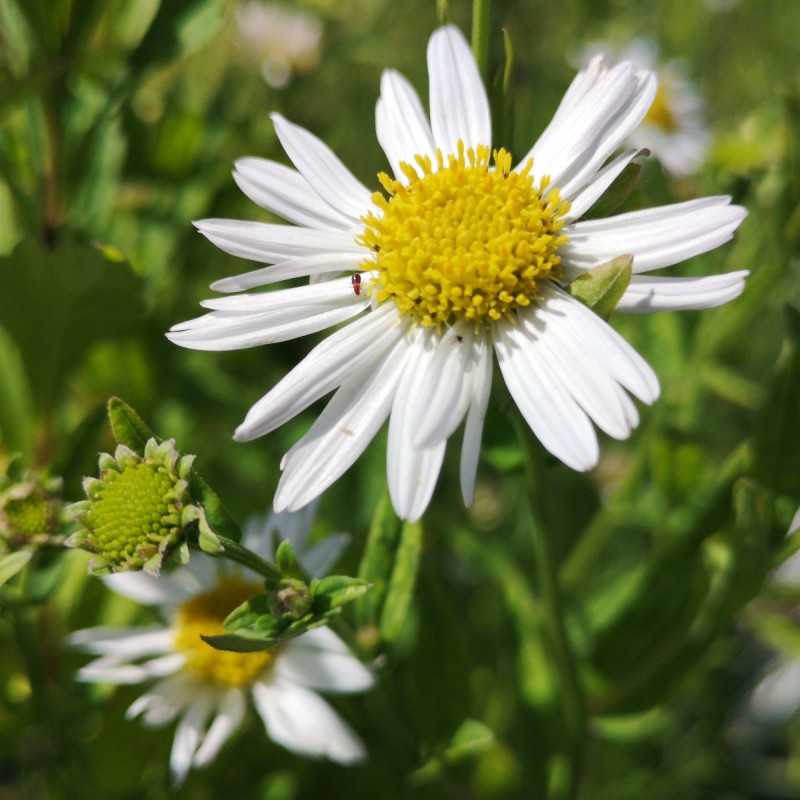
[200,534,282,583]
[471,0,491,82]
[509,408,587,800]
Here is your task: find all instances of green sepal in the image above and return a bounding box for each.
[565,255,633,320]
[583,158,645,220]
[107,397,156,455]
[276,539,304,580]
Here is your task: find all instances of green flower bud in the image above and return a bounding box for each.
[0,468,64,550]
[267,577,313,621]
[66,438,201,575]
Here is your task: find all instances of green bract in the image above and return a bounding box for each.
[66,438,209,575]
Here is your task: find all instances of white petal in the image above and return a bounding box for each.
[427,25,491,155]
[494,314,600,471]
[302,534,351,578]
[194,218,361,265]
[563,148,644,221]
[234,303,402,441]
[170,690,215,785]
[518,304,638,440]
[538,282,660,403]
[277,629,374,693]
[233,157,357,230]
[387,335,447,522]
[376,70,436,179]
[69,626,173,658]
[210,252,362,293]
[100,570,195,607]
[562,197,747,274]
[615,271,749,313]
[271,113,373,219]
[168,279,369,351]
[192,689,246,768]
[408,323,475,448]
[460,335,493,506]
[274,331,411,512]
[127,674,192,727]
[521,61,656,196]
[253,678,367,764]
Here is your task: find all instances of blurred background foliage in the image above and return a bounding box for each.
[1,0,800,798]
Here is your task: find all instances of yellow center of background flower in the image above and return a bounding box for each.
[359,143,569,328]
[175,575,275,688]
[645,82,678,132]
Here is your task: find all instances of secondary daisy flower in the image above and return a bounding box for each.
[70,521,374,783]
[169,25,748,522]
[579,39,710,177]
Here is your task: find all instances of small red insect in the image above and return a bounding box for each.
[351,273,362,296]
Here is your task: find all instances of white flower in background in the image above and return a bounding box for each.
[70,515,373,784]
[578,39,710,177]
[247,500,350,578]
[169,25,748,522]
[235,1,323,89]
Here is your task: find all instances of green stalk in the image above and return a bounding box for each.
[509,407,587,800]
[203,535,282,583]
[471,0,491,82]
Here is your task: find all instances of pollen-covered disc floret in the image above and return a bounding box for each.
[174,574,276,688]
[67,439,198,575]
[359,143,570,327]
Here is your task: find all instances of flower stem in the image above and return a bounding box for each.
[509,408,587,800]
[471,0,491,82]
[204,535,282,583]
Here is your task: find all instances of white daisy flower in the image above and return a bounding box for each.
[578,39,711,177]
[234,1,323,90]
[169,25,748,522]
[70,518,374,784]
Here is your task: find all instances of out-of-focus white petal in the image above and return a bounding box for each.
[616,271,749,312]
[253,678,367,764]
[192,689,247,768]
[69,626,173,658]
[233,158,358,230]
[277,628,375,693]
[272,114,373,218]
[427,25,491,155]
[170,690,215,785]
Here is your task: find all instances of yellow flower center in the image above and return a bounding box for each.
[174,574,275,688]
[4,495,53,538]
[87,462,181,564]
[645,82,678,132]
[359,143,570,328]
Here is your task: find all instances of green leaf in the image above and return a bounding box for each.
[443,719,495,763]
[0,241,146,414]
[753,305,800,495]
[379,519,423,644]
[205,612,338,653]
[276,540,304,581]
[354,489,403,628]
[312,575,370,610]
[0,550,32,586]
[0,325,34,456]
[565,255,632,320]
